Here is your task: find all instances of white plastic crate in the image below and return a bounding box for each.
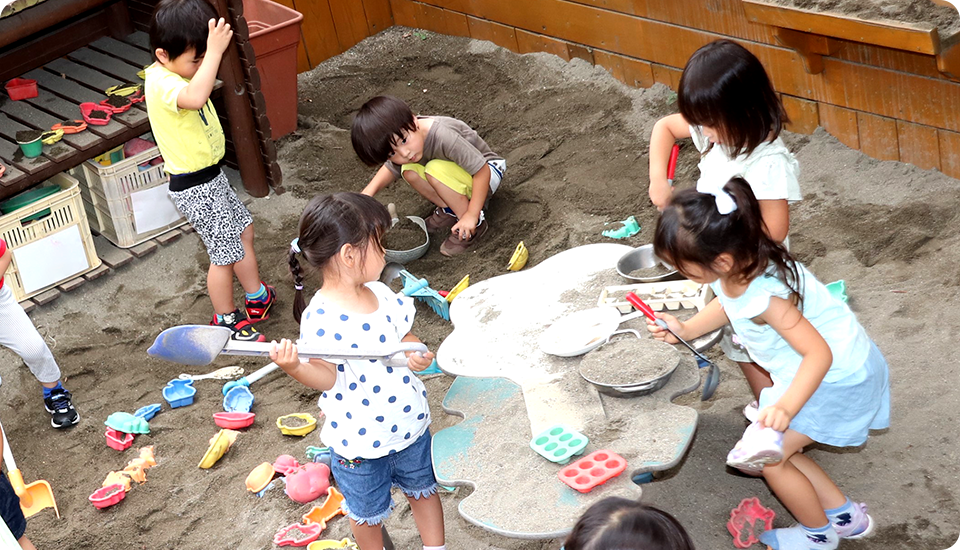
[1,172,102,302]
[81,145,185,248]
[597,280,714,314]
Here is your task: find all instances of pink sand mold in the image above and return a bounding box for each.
[285,462,331,504]
[104,412,150,434]
[273,454,301,475]
[557,449,627,493]
[133,403,162,421]
[223,385,254,413]
[727,497,776,549]
[274,522,323,546]
[213,411,255,429]
[105,428,135,451]
[163,379,196,408]
[89,483,126,509]
[529,424,589,464]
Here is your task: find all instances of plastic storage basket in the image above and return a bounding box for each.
[0,172,101,302]
[80,145,185,248]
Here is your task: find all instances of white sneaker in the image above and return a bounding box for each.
[727,422,784,474]
[743,400,759,423]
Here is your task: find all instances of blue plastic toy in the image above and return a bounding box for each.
[529,424,589,465]
[223,385,255,413]
[305,446,331,466]
[134,403,162,421]
[162,379,196,408]
[105,412,150,434]
[399,270,450,321]
[602,216,640,239]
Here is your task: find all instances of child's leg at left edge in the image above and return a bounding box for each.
[760,430,840,549]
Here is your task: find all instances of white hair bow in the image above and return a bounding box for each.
[697,179,738,215]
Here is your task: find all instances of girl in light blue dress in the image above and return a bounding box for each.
[647,177,890,550]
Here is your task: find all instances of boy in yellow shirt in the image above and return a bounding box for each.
[145,0,274,341]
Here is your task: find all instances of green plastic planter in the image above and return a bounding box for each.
[17,137,42,158]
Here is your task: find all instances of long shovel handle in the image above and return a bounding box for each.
[0,424,31,506]
[667,143,680,184]
[221,341,428,362]
[625,292,712,363]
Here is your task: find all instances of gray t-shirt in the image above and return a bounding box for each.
[384,116,502,179]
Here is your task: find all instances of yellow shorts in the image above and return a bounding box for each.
[400,159,504,200]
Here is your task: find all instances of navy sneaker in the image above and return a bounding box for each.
[44,388,79,429]
[245,282,276,323]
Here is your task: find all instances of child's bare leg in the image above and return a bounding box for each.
[762,430,827,527]
[232,225,262,293]
[18,535,37,550]
[738,361,773,401]
[401,170,447,208]
[425,175,469,218]
[789,452,846,510]
[407,492,444,546]
[208,263,236,315]
[350,519,384,550]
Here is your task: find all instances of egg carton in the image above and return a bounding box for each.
[597,279,713,314]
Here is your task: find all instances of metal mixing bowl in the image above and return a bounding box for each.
[616,244,677,282]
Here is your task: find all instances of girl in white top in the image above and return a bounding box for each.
[648,39,801,401]
[270,192,445,550]
[649,178,889,550]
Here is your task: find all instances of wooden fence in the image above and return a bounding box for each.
[293,0,960,180]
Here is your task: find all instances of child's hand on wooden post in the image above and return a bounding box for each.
[207,17,234,58]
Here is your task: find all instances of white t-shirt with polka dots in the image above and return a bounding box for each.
[299,281,430,460]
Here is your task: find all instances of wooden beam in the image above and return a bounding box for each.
[774,27,840,74]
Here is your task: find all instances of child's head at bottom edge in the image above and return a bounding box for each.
[288,192,392,319]
[563,497,695,550]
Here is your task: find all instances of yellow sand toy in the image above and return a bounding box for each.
[198,429,239,469]
[446,275,470,303]
[277,413,318,436]
[307,538,359,550]
[245,462,275,493]
[507,241,529,271]
[1,422,58,518]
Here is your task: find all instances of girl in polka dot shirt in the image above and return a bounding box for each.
[270,192,445,550]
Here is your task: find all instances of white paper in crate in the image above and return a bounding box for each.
[13,225,89,294]
[131,181,181,234]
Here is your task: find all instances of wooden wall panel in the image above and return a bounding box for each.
[415,3,469,37]
[516,29,571,60]
[858,112,899,161]
[328,0,370,51]
[782,94,819,134]
[390,0,417,26]
[362,0,394,34]
[651,63,682,90]
[467,16,519,52]
[296,0,341,66]
[819,103,860,150]
[939,130,960,180]
[897,121,941,171]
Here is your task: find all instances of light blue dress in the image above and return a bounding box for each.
[710,264,890,447]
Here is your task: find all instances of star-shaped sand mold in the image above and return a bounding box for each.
[433,244,702,538]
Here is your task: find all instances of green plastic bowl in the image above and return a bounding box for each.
[0,185,60,222]
[17,137,42,159]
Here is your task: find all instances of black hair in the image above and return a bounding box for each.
[563,497,695,550]
[351,96,418,166]
[149,0,219,62]
[654,177,801,307]
[678,39,788,158]
[289,192,392,321]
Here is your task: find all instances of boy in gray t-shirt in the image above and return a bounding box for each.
[352,95,506,256]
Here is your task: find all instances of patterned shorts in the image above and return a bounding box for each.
[168,170,253,266]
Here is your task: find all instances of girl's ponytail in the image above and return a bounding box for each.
[289,242,306,322]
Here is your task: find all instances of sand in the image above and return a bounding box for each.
[3,26,958,549]
[768,0,960,37]
[579,336,681,386]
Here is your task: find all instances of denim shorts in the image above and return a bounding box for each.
[331,428,438,525]
[0,474,25,539]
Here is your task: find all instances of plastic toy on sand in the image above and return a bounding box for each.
[307,539,358,550]
[305,446,332,466]
[223,385,254,413]
[104,412,149,434]
[557,450,627,493]
[273,454,301,475]
[398,270,450,321]
[213,411,255,429]
[245,462,276,493]
[277,413,317,436]
[274,522,323,547]
[529,424,589,465]
[728,497,776,549]
[285,462,331,504]
[507,241,528,271]
[89,484,126,509]
[602,216,640,239]
[105,428,135,451]
[163,379,196,408]
[133,403,162,421]
[198,429,239,469]
[302,487,346,527]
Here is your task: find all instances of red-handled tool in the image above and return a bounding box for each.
[626,292,720,400]
[667,144,680,186]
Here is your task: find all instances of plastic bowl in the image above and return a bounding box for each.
[384,215,430,264]
[616,244,677,282]
[5,78,37,101]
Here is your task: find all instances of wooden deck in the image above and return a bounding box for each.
[0,31,183,198]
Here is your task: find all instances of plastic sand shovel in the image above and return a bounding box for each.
[0,422,58,518]
[667,143,680,186]
[626,292,721,401]
[222,361,281,396]
[148,325,427,367]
